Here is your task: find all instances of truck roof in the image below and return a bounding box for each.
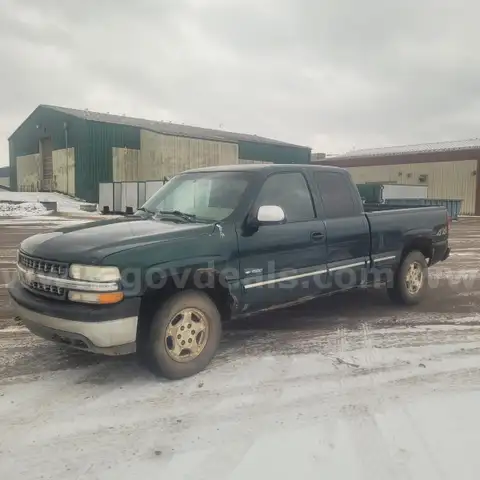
[184,163,347,174]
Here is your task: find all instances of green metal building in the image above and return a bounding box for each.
[9,105,311,203]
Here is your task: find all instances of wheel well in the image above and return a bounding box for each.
[137,270,234,340]
[401,238,433,262]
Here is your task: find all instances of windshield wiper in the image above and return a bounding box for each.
[156,210,198,223]
[137,207,155,214]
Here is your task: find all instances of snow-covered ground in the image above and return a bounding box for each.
[0,190,98,215]
[1,218,480,479]
[1,321,480,479]
[0,201,49,217]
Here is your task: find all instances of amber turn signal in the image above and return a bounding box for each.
[68,291,124,304]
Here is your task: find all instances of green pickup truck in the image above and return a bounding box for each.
[8,164,450,379]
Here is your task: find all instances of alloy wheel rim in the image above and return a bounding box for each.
[164,308,209,362]
[405,261,424,295]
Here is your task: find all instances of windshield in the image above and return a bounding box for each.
[138,171,251,222]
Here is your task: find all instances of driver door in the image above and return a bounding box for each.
[237,171,328,310]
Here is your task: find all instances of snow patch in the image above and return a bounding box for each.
[0,202,49,217]
[0,191,96,214]
[0,326,27,334]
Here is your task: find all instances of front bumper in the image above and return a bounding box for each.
[8,279,140,356]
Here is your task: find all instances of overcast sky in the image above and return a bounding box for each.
[1,0,480,166]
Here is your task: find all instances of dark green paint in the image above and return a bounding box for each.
[356,183,383,203]
[238,140,311,164]
[8,107,86,194]
[9,107,140,203]
[17,164,450,318]
[77,121,139,202]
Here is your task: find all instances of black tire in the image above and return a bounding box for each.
[387,250,428,305]
[141,290,222,380]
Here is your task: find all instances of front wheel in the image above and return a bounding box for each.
[387,251,428,305]
[142,290,222,380]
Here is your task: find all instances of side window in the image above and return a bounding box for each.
[255,172,315,223]
[314,172,358,218]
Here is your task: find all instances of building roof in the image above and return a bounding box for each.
[40,105,307,149]
[337,138,480,159]
[187,163,344,174]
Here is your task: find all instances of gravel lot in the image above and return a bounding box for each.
[1,217,480,479]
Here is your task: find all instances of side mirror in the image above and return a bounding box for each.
[256,205,286,225]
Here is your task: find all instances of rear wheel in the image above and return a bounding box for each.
[141,290,222,380]
[387,250,428,305]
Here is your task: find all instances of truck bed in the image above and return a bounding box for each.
[364,205,449,267]
[363,203,437,212]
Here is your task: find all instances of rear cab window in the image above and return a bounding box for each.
[254,172,315,223]
[313,171,361,218]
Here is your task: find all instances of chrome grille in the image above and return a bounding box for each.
[18,252,68,299]
[28,280,65,297]
[18,252,67,277]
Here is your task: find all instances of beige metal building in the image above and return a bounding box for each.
[10,105,311,203]
[314,139,480,215]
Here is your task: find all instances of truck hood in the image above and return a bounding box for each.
[20,217,215,264]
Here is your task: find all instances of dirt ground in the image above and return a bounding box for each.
[1,217,480,479]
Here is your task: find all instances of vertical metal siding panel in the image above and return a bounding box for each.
[112,147,120,182]
[112,147,140,181]
[9,138,17,191]
[218,142,238,165]
[238,141,311,164]
[9,107,85,194]
[67,148,75,196]
[78,122,140,202]
[52,148,65,193]
[347,160,477,215]
[139,130,239,180]
[52,148,75,195]
[127,149,140,181]
[16,153,41,191]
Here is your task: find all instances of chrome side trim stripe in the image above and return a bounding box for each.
[373,256,397,263]
[245,260,368,290]
[244,268,328,289]
[244,256,398,290]
[329,261,366,272]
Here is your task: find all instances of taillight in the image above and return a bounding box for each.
[447,214,452,233]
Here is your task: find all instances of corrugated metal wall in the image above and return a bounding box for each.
[0,167,10,188]
[16,153,42,191]
[238,141,311,164]
[347,159,478,214]
[76,121,140,202]
[138,130,239,180]
[112,147,140,181]
[52,148,75,196]
[10,106,311,203]
[238,159,273,165]
[9,107,87,193]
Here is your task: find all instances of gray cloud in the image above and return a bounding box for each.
[2,0,480,165]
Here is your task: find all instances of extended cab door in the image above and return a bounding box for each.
[311,170,371,291]
[238,171,328,310]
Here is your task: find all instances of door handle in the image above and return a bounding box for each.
[311,232,325,241]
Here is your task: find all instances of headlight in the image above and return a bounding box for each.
[69,264,120,282]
